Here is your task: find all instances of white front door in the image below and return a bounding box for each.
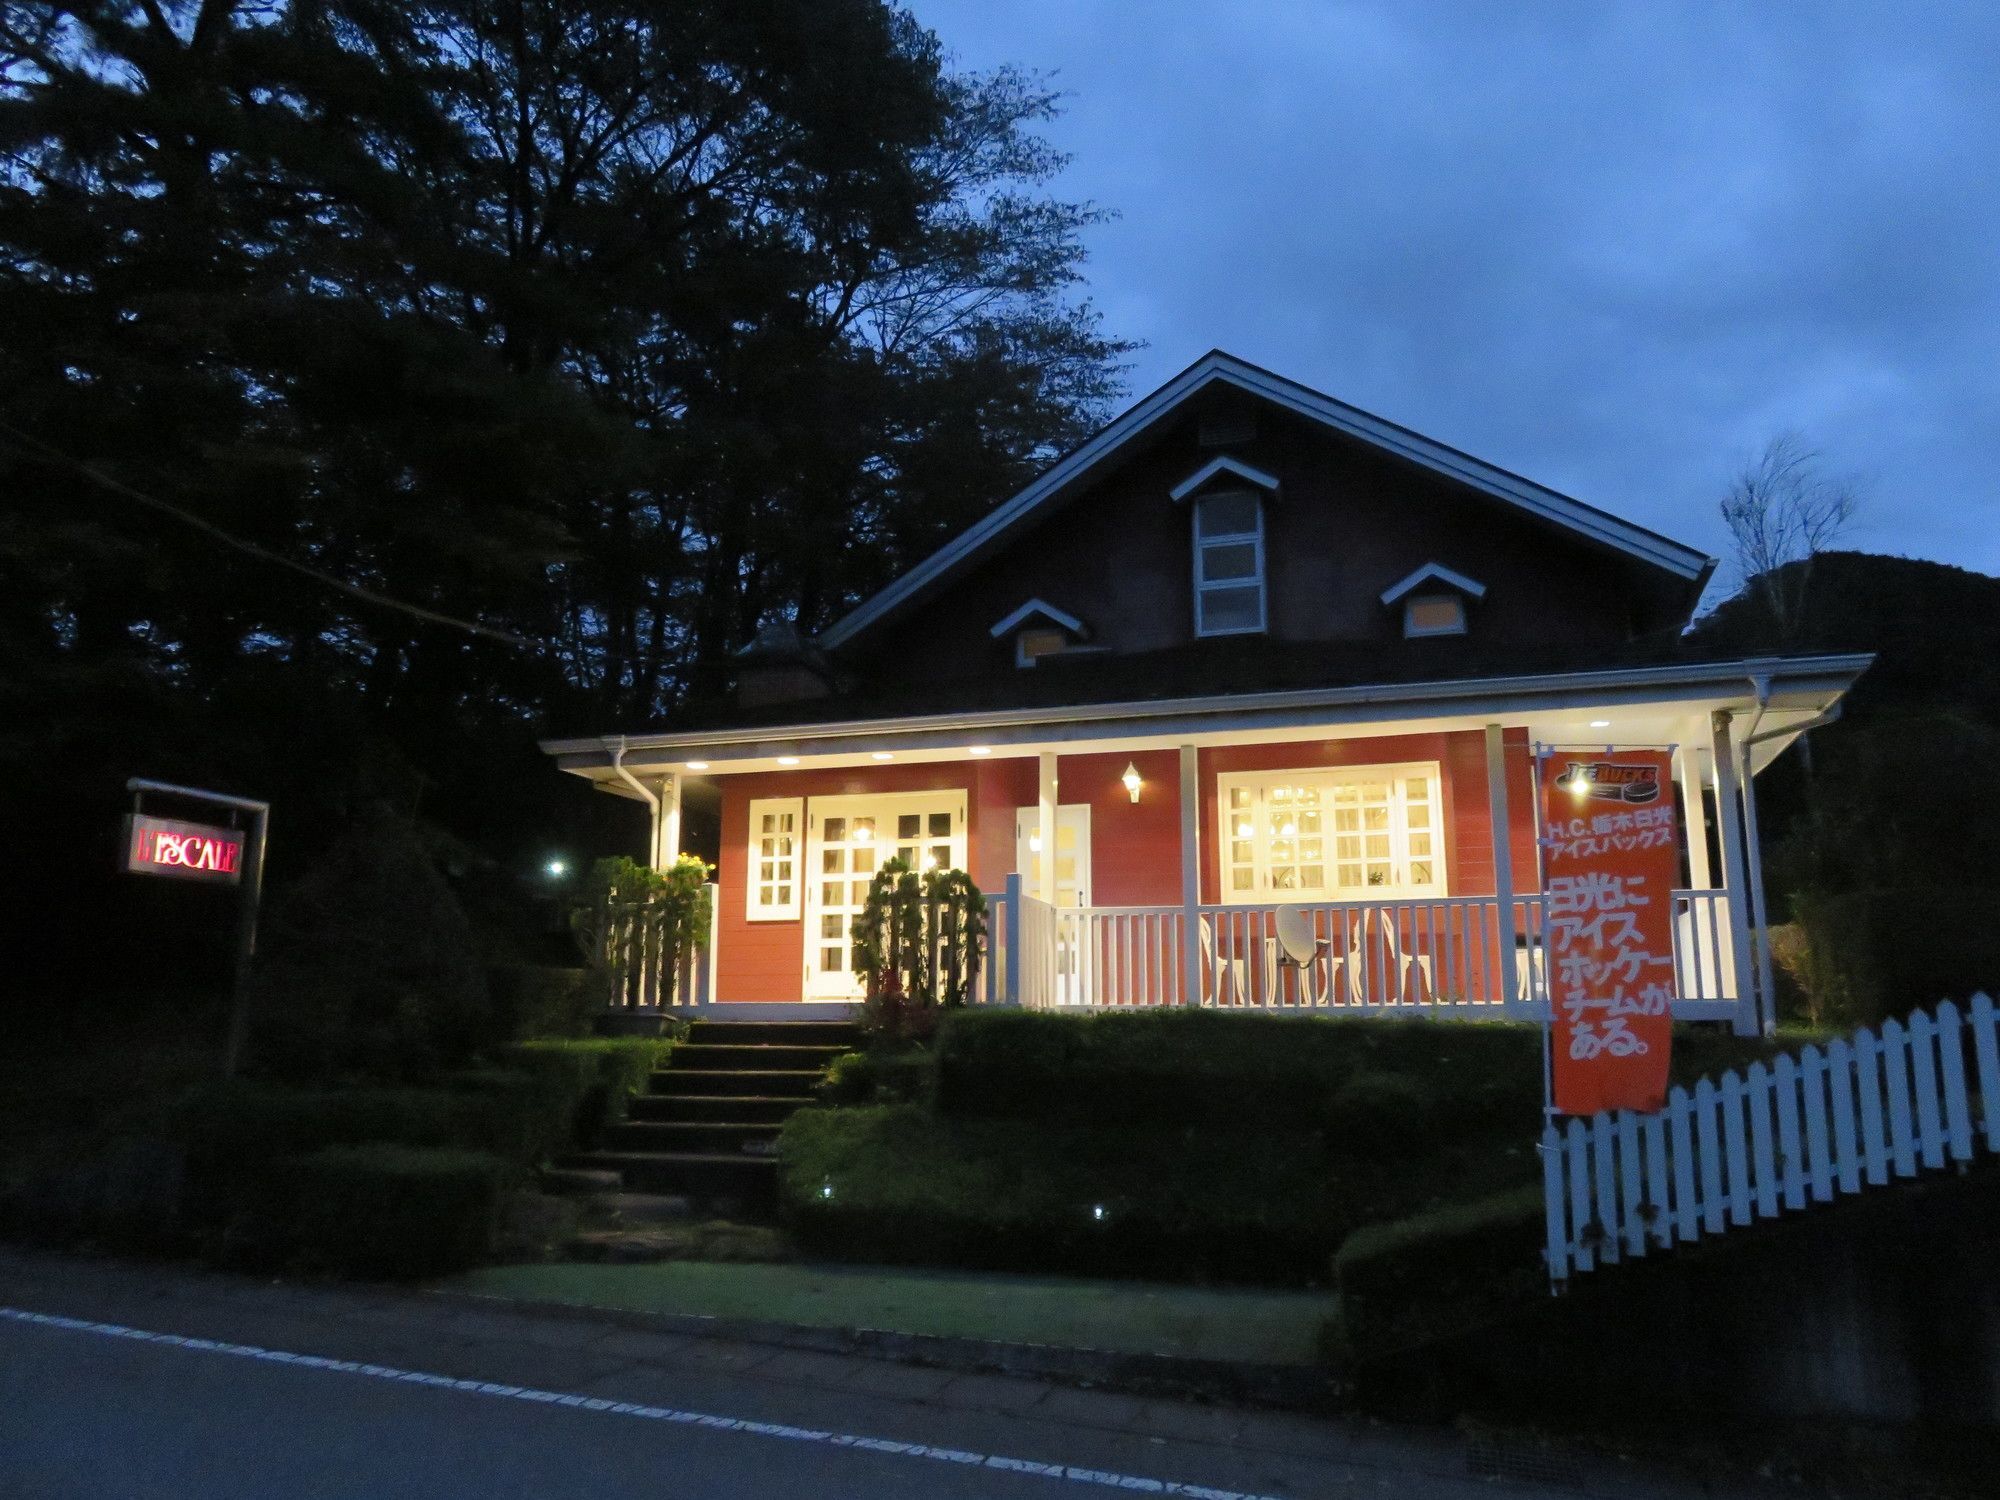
[1016,805,1093,1005]
[804,791,968,999]
[1014,805,1092,907]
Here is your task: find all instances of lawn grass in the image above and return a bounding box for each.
[445,1259,1334,1365]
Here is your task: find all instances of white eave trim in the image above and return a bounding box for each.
[988,598,1087,639]
[541,652,1874,765]
[816,351,1715,650]
[1169,454,1280,502]
[1380,563,1489,605]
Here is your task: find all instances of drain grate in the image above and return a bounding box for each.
[1465,1436,1588,1490]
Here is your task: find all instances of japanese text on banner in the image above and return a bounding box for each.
[1539,751,1678,1114]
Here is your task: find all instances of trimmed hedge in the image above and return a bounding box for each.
[276,1145,508,1279]
[1333,1185,1547,1356]
[777,1102,1472,1285]
[175,1038,670,1259]
[493,1036,673,1154]
[817,1048,933,1107]
[934,1009,1543,1134]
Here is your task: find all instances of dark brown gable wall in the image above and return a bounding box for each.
[841,404,1687,689]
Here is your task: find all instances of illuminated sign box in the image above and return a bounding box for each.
[123,813,245,885]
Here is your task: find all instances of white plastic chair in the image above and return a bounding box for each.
[1198,916,1248,1007]
[1273,905,1332,1005]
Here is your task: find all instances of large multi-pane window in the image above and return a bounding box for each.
[1217,764,1444,901]
[1193,489,1265,636]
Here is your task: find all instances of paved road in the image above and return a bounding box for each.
[0,1250,1734,1500]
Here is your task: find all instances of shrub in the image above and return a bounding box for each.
[852,861,987,1028]
[1783,886,2000,1028]
[1325,1072,1437,1159]
[574,856,713,1004]
[817,1048,933,1107]
[778,1103,1345,1284]
[1333,1185,1547,1356]
[487,964,607,1041]
[278,1145,508,1279]
[245,808,493,1082]
[496,1037,673,1150]
[934,1009,1542,1132]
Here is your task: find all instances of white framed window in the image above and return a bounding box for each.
[1403,593,1467,637]
[1193,489,1265,637]
[745,796,803,920]
[1216,763,1445,902]
[1015,626,1069,667]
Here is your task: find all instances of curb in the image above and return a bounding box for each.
[424,1286,1339,1412]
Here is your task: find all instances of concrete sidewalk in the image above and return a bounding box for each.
[0,1247,1760,1500]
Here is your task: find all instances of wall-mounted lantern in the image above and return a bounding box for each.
[1120,762,1143,804]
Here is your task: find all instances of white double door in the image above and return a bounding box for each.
[803,791,968,1000]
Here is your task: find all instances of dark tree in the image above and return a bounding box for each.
[0,1,1129,995]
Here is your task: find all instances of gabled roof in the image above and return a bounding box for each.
[818,350,1715,650]
[989,598,1088,639]
[1168,454,1280,502]
[1380,563,1489,605]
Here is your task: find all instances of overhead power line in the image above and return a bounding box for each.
[0,418,549,650]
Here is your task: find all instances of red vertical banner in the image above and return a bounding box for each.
[1539,750,1678,1115]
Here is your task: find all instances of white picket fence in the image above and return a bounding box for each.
[1542,993,2000,1287]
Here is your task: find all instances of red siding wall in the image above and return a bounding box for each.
[710,731,1541,1001]
[716,762,980,1003]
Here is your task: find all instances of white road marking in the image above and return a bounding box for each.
[0,1306,1285,1500]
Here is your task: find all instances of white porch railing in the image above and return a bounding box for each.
[988,882,1750,1019]
[1542,994,2000,1286]
[602,880,719,1008]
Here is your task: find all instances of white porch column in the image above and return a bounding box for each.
[1485,724,1522,1012]
[1708,710,1760,1036]
[1675,740,1714,890]
[1737,742,1779,1036]
[1036,752,1058,906]
[652,773,681,869]
[1179,744,1201,1008]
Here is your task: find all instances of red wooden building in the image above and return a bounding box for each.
[543,352,1868,1033]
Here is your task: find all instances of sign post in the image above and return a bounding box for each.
[1537,750,1678,1116]
[122,779,269,1076]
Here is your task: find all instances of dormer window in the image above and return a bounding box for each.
[1171,457,1279,639]
[990,599,1089,668]
[1402,594,1466,637]
[1193,490,1266,636]
[1380,563,1487,640]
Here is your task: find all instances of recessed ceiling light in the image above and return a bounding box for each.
[871,752,893,761]
[969,746,991,756]
[685,761,708,771]
[1588,720,1611,729]
[777,755,800,766]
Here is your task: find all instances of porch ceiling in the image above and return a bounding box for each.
[546,651,1869,790]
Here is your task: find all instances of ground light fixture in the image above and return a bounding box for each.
[1121,762,1142,803]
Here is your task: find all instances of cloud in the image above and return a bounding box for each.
[917,0,2000,576]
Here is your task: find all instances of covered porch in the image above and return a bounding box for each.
[545,653,1869,1037]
